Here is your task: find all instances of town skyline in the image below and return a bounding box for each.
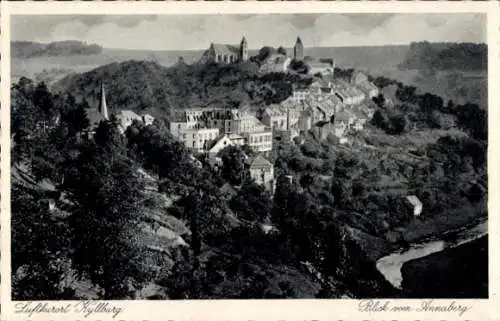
[12,13,486,51]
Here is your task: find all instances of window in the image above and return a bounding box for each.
[193,133,196,139]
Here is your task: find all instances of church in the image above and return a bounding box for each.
[203,37,248,64]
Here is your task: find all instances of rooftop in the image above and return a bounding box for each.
[247,155,273,169]
[406,195,422,207]
[211,43,240,55]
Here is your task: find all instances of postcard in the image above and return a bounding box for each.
[1,1,498,321]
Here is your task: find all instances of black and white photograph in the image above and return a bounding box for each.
[9,12,488,301]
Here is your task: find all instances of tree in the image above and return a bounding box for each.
[389,114,409,135]
[94,120,126,153]
[277,46,287,56]
[68,144,150,299]
[372,93,386,108]
[371,109,390,131]
[218,145,246,185]
[11,185,75,300]
[230,181,272,222]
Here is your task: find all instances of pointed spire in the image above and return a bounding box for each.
[241,36,247,44]
[296,37,302,44]
[98,82,109,120]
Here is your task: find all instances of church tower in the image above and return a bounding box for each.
[98,82,109,120]
[240,36,248,62]
[294,37,304,60]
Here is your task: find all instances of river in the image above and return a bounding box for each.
[375,220,488,289]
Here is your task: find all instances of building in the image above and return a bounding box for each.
[167,107,272,154]
[291,88,310,102]
[142,114,155,126]
[350,71,369,86]
[313,120,335,140]
[294,37,304,60]
[181,127,220,153]
[307,60,335,75]
[260,54,292,74]
[262,104,300,132]
[98,82,109,121]
[298,109,313,132]
[246,155,274,190]
[203,37,248,64]
[262,106,288,131]
[405,195,423,217]
[227,133,246,146]
[206,134,234,156]
[116,110,143,133]
[333,85,366,106]
[244,131,273,153]
[357,81,379,99]
[167,110,199,138]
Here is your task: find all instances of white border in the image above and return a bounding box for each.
[1,2,499,321]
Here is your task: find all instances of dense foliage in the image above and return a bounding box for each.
[11,42,487,300]
[12,40,102,59]
[53,60,313,116]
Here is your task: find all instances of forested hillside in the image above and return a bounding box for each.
[11,76,398,300]
[12,41,103,59]
[53,60,312,117]
[399,42,487,71]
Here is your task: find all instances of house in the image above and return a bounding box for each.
[262,105,288,131]
[227,133,246,146]
[142,114,155,126]
[262,104,300,132]
[260,54,292,73]
[350,71,369,86]
[181,127,220,153]
[206,134,234,156]
[405,195,423,217]
[291,88,310,102]
[202,37,248,64]
[244,131,273,153]
[312,120,335,141]
[333,86,365,106]
[116,110,143,133]
[246,155,274,190]
[298,109,313,132]
[167,110,200,138]
[356,81,379,99]
[351,109,369,131]
[307,60,335,75]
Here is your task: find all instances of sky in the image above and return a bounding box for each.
[11,14,486,51]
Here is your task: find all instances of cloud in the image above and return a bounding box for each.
[11,13,486,50]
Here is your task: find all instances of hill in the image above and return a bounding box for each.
[401,236,488,298]
[52,59,312,117]
[12,40,103,59]
[399,41,487,71]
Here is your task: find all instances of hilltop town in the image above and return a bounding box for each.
[87,37,382,192]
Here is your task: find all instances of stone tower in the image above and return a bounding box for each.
[98,82,109,120]
[240,36,248,62]
[294,37,304,60]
